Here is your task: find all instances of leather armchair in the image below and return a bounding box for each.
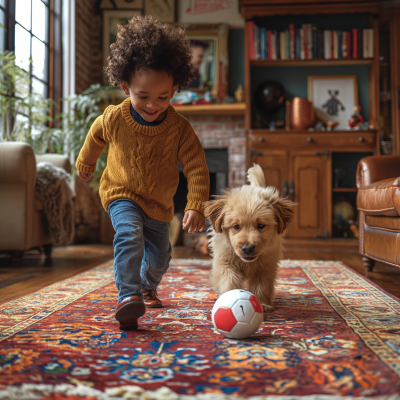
[356,155,400,272]
[0,142,71,266]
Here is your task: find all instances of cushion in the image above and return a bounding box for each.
[357,177,400,216]
[365,215,400,231]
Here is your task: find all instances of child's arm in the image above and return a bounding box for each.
[76,115,109,180]
[178,121,210,233]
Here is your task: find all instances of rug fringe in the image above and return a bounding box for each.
[0,384,399,400]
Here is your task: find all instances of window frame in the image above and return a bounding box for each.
[3,0,62,122]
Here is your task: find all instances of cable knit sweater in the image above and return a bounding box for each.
[76,98,209,222]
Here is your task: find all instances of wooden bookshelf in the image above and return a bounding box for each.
[174,103,246,115]
[242,1,381,240]
[250,59,374,67]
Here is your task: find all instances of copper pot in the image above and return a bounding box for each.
[289,97,315,130]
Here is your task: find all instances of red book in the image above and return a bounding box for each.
[289,23,295,59]
[303,24,308,60]
[248,21,254,60]
[347,30,352,58]
[268,30,273,60]
[352,28,358,59]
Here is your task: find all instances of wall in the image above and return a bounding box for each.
[75,0,103,94]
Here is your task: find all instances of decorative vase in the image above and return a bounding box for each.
[289,97,315,129]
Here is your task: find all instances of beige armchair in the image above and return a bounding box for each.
[0,142,71,266]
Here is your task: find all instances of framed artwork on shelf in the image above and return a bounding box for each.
[144,0,176,23]
[99,0,144,9]
[102,9,142,83]
[183,24,229,100]
[178,0,244,27]
[308,75,358,130]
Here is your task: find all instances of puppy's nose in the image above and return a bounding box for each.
[242,245,255,255]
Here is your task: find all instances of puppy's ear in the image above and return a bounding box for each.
[203,197,227,233]
[273,198,296,235]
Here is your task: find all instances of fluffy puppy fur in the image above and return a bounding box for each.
[203,164,295,312]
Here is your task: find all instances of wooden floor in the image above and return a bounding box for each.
[1,239,400,303]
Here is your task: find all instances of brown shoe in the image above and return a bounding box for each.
[115,296,145,330]
[141,288,164,308]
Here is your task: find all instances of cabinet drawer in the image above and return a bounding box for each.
[248,132,376,149]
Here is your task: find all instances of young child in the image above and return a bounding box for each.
[76,15,209,331]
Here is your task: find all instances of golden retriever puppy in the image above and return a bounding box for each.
[203,164,295,312]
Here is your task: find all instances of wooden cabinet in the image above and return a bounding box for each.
[289,151,330,238]
[251,150,289,195]
[248,131,376,238]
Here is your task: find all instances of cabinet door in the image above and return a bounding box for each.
[289,152,330,238]
[251,151,289,195]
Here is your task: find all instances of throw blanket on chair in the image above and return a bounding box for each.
[35,162,75,246]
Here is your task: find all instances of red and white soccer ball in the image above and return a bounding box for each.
[211,289,264,339]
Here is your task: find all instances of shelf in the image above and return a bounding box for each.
[332,188,357,192]
[174,103,246,115]
[250,59,375,67]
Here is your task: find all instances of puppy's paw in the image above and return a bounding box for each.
[262,303,275,313]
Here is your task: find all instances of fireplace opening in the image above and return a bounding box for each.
[172,148,228,246]
[173,148,229,214]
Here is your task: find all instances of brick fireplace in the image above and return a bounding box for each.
[184,113,247,188]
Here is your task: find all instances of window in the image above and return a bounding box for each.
[15,0,50,99]
[0,0,5,53]
[2,0,62,134]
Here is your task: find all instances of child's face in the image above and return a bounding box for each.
[121,69,177,123]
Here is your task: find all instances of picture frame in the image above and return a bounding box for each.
[308,75,358,130]
[144,0,176,23]
[102,9,142,84]
[98,0,144,10]
[178,0,244,27]
[182,24,229,99]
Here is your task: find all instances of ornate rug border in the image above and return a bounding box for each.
[0,383,399,400]
[300,261,400,379]
[0,260,115,342]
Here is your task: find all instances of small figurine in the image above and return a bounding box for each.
[234,84,244,103]
[314,121,325,131]
[360,121,370,130]
[326,121,339,131]
[348,105,364,129]
[269,121,276,131]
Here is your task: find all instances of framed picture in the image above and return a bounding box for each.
[99,0,144,9]
[308,75,358,130]
[179,0,244,27]
[144,0,176,23]
[183,24,229,99]
[102,10,142,83]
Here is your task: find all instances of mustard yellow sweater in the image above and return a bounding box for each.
[76,98,209,222]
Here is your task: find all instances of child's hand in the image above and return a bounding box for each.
[182,210,206,233]
[78,170,93,181]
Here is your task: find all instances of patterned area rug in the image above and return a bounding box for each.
[1,259,400,400]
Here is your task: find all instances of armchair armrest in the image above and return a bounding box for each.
[0,142,36,183]
[36,154,71,174]
[0,142,37,250]
[356,155,400,189]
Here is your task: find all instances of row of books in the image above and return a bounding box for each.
[248,23,375,61]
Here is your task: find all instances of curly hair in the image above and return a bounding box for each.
[104,15,195,90]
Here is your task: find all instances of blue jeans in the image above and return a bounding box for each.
[108,199,171,303]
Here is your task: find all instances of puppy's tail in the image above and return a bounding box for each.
[247,164,266,188]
